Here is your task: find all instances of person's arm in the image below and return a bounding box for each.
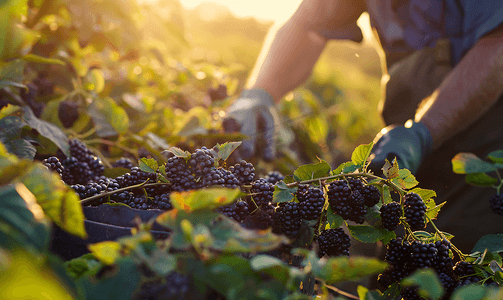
[246,0,365,103]
[415,24,503,149]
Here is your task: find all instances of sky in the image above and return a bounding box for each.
[178,0,303,22]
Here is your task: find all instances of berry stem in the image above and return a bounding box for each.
[79,180,162,205]
[425,214,466,260]
[494,170,503,195]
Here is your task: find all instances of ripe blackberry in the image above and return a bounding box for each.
[361,184,381,207]
[403,192,427,231]
[208,84,228,101]
[409,241,438,270]
[120,167,157,191]
[113,191,133,204]
[42,156,64,176]
[58,100,79,128]
[327,180,366,224]
[187,147,215,177]
[439,272,456,299]
[384,238,410,267]
[69,139,94,162]
[228,160,255,185]
[377,267,411,288]
[250,179,274,209]
[152,193,172,210]
[128,194,152,210]
[165,157,191,184]
[299,187,325,221]
[400,286,422,300]
[295,184,310,202]
[112,157,134,169]
[242,205,275,230]
[434,240,454,275]
[489,193,503,216]
[276,202,302,238]
[62,157,94,185]
[138,147,152,159]
[145,183,172,197]
[264,171,285,184]
[316,228,351,257]
[453,261,478,281]
[380,202,402,231]
[217,201,249,223]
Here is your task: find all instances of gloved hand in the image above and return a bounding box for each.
[223,89,279,161]
[369,120,433,175]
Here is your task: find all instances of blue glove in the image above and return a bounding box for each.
[369,120,433,174]
[223,89,279,161]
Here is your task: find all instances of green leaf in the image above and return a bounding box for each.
[314,256,388,284]
[472,234,503,254]
[391,169,418,189]
[22,106,70,157]
[0,184,50,252]
[170,187,242,212]
[351,142,373,166]
[332,161,350,175]
[452,153,497,174]
[21,54,65,65]
[85,69,105,93]
[347,224,396,244]
[88,97,129,137]
[0,116,35,159]
[0,79,27,89]
[487,150,503,164]
[357,285,382,300]
[88,241,121,265]
[382,158,399,179]
[410,188,437,202]
[0,59,26,83]
[450,284,491,300]
[65,254,103,280]
[250,255,291,284]
[273,181,295,203]
[162,146,190,158]
[211,142,242,162]
[138,157,158,174]
[465,173,499,187]
[293,159,331,181]
[426,201,445,221]
[382,185,392,205]
[20,164,86,238]
[402,268,444,300]
[327,206,344,229]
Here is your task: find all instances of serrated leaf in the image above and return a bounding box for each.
[170,188,241,212]
[472,234,503,254]
[273,181,295,203]
[22,107,70,157]
[391,169,418,189]
[452,153,497,174]
[332,161,354,175]
[343,163,359,174]
[351,142,373,166]
[139,158,158,174]
[327,206,343,229]
[410,188,437,202]
[426,201,445,220]
[211,142,242,162]
[163,146,190,158]
[293,160,331,181]
[315,256,388,284]
[382,185,392,205]
[88,241,121,265]
[465,173,498,187]
[383,159,399,179]
[347,224,395,244]
[402,269,443,300]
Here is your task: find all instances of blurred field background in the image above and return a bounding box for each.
[0,0,384,174]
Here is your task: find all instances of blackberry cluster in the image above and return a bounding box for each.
[453,261,480,286]
[380,202,402,231]
[200,167,240,189]
[489,193,503,216]
[187,147,214,177]
[276,202,301,238]
[62,157,94,185]
[298,186,325,221]
[112,157,134,169]
[316,228,351,257]
[119,167,157,190]
[403,193,427,231]
[264,171,284,184]
[216,201,249,222]
[378,238,461,299]
[58,100,79,128]
[65,139,105,180]
[42,156,64,176]
[228,160,255,185]
[250,179,274,209]
[152,193,173,210]
[72,177,122,205]
[327,179,366,224]
[164,156,196,191]
[361,184,380,207]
